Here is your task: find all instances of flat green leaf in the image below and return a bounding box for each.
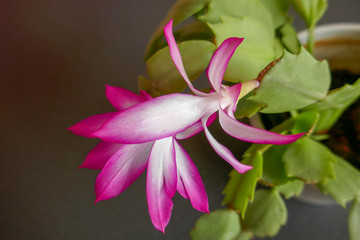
[191,209,240,240]
[145,0,211,60]
[242,189,287,237]
[259,0,291,28]
[261,145,291,185]
[233,231,251,240]
[293,0,328,27]
[137,75,160,97]
[199,0,274,29]
[249,47,331,113]
[208,16,276,82]
[349,197,360,240]
[318,156,360,207]
[283,137,336,182]
[261,111,318,185]
[273,37,285,59]
[223,151,263,218]
[304,78,360,132]
[277,20,301,54]
[276,180,304,199]
[291,111,319,135]
[174,21,213,42]
[146,40,215,94]
[234,93,264,118]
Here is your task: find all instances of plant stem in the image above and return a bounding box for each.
[307,25,315,54]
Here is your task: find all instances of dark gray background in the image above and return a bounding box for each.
[1,0,359,239]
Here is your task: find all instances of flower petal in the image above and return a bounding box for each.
[163,20,207,97]
[227,83,242,108]
[68,112,116,138]
[79,141,122,169]
[95,142,153,202]
[94,94,217,144]
[150,137,177,198]
[219,107,305,145]
[174,140,209,213]
[176,113,217,140]
[201,114,253,174]
[207,37,244,93]
[147,138,176,233]
[105,85,146,111]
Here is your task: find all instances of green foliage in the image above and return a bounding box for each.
[277,20,301,54]
[145,0,211,60]
[191,209,241,240]
[146,40,215,94]
[208,16,276,82]
[261,145,291,185]
[223,151,263,218]
[303,78,360,132]
[249,47,331,113]
[349,197,360,240]
[259,0,291,28]
[262,111,318,185]
[233,231,251,240]
[318,156,360,207]
[291,111,319,135]
[234,94,265,118]
[199,0,274,29]
[293,0,328,27]
[137,75,160,97]
[283,137,337,182]
[276,180,304,199]
[173,21,213,42]
[242,189,287,237]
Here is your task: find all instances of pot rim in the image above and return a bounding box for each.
[298,22,360,44]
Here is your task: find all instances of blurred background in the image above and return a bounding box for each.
[1,0,359,239]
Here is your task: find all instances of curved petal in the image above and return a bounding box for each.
[105,85,146,111]
[219,108,305,145]
[174,140,209,213]
[150,137,177,198]
[79,141,122,169]
[94,94,217,144]
[227,83,242,108]
[95,142,153,203]
[68,112,116,138]
[147,138,176,233]
[206,37,244,93]
[201,115,253,174]
[163,20,207,97]
[176,113,217,140]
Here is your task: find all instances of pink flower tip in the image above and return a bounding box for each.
[165,19,173,30]
[289,132,306,143]
[228,37,244,45]
[238,165,253,174]
[67,125,77,133]
[204,206,210,214]
[77,164,85,169]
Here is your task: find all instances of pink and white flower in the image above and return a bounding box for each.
[70,19,304,233]
[93,20,304,174]
[69,86,210,232]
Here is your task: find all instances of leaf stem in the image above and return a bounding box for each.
[307,25,315,55]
